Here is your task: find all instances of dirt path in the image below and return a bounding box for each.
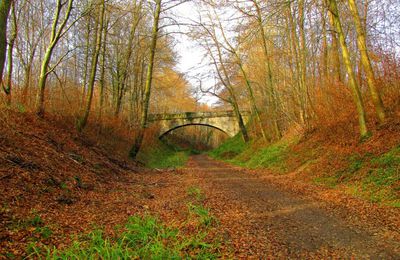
[182,155,400,259]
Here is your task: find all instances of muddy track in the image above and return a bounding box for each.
[183,155,400,259]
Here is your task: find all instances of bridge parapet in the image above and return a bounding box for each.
[148,111,250,122]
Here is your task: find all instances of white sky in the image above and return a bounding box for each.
[166,1,220,107]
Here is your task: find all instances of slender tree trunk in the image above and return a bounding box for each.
[238,62,268,141]
[0,0,12,86]
[298,0,310,126]
[22,63,32,103]
[219,21,266,140]
[328,0,368,138]
[81,20,91,105]
[320,6,329,80]
[98,18,108,120]
[347,0,386,123]
[253,0,281,139]
[114,0,142,118]
[4,1,16,105]
[328,8,342,83]
[35,0,73,117]
[130,0,162,158]
[78,0,105,132]
[287,4,306,126]
[231,97,249,142]
[20,48,37,104]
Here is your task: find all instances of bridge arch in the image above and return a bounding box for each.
[159,123,229,139]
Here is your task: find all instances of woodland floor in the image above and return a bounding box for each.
[183,155,400,258]
[1,113,400,258]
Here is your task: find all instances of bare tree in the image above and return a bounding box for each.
[3,1,16,105]
[130,0,162,158]
[347,0,386,124]
[77,0,105,132]
[327,0,368,138]
[35,0,74,117]
[0,0,12,87]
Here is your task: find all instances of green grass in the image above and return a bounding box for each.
[234,141,290,172]
[27,215,219,259]
[26,188,220,259]
[188,203,217,228]
[209,134,248,160]
[187,186,205,202]
[210,135,291,173]
[212,135,399,207]
[314,146,400,207]
[137,141,190,169]
[186,187,217,228]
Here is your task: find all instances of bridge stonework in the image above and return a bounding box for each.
[148,111,250,138]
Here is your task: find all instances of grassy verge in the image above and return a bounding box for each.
[314,146,400,207]
[25,188,221,259]
[211,135,400,207]
[209,134,249,160]
[137,140,190,169]
[209,134,292,173]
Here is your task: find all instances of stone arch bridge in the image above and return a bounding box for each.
[148,111,251,138]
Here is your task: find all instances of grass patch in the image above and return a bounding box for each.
[188,203,217,228]
[210,136,292,173]
[209,134,248,160]
[187,186,205,202]
[234,141,290,172]
[186,187,217,228]
[27,214,220,259]
[315,147,400,207]
[137,141,190,169]
[25,187,221,259]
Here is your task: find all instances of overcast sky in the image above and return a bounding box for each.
[165,1,220,106]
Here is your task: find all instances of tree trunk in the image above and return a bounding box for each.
[231,97,249,142]
[114,0,142,118]
[0,0,11,86]
[320,5,329,80]
[81,19,91,106]
[347,0,386,124]
[298,0,310,127]
[328,7,342,83]
[35,0,74,117]
[286,4,306,126]
[98,18,109,120]
[77,0,105,132]
[3,1,16,105]
[253,0,281,139]
[238,61,268,141]
[328,0,369,138]
[130,0,162,158]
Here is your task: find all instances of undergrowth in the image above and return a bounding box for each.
[137,140,190,169]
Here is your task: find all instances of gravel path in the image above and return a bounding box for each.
[183,155,400,259]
